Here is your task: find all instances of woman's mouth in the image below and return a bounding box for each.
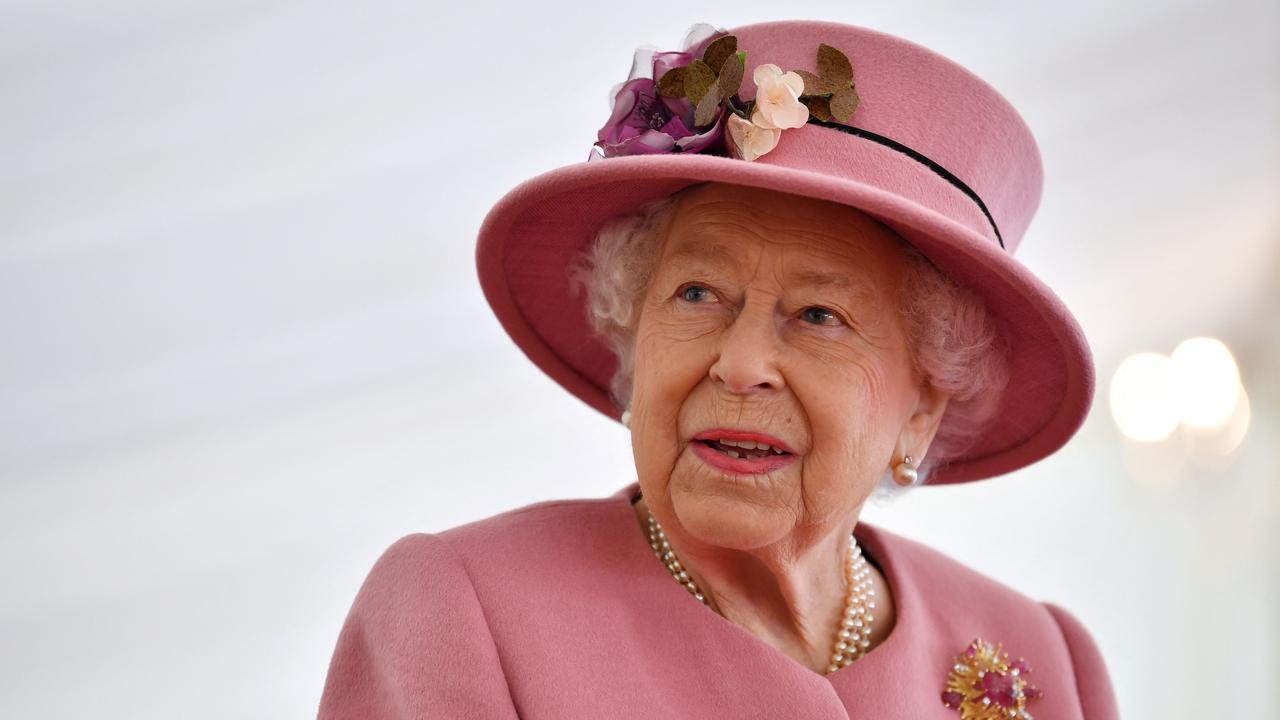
[691,438,797,476]
[702,438,788,459]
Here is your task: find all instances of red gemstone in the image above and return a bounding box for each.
[981,671,1019,708]
[1025,685,1043,700]
[941,690,965,708]
[1012,658,1032,674]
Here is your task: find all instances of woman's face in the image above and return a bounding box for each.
[629,182,944,552]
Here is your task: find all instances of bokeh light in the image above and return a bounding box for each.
[1169,337,1243,428]
[1110,337,1251,454]
[1185,386,1253,457]
[1109,352,1179,442]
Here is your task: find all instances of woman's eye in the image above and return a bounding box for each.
[801,306,843,326]
[678,284,716,303]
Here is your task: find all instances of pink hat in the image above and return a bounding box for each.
[475,20,1095,485]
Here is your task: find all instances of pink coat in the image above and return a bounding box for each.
[317,482,1120,719]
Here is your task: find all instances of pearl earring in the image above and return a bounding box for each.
[621,410,632,429]
[893,454,919,487]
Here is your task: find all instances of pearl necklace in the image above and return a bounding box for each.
[645,511,877,674]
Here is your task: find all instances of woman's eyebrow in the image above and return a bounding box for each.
[790,269,878,298]
[665,243,878,297]
[792,269,858,289]
[663,241,744,272]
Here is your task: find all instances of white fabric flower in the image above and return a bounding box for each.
[726,113,781,162]
[750,63,809,130]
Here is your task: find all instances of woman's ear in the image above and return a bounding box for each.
[895,382,951,465]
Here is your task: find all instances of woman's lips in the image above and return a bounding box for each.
[692,429,796,455]
[691,440,797,476]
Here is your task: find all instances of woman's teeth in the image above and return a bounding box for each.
[707,439,787,458]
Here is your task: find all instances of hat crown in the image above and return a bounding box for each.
[702,20,1043,253]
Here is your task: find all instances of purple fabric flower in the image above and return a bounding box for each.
[651,51,692,81]
[591,39,730,159]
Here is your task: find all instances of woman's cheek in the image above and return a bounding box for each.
[637,312,723,395]
[654,308,728,345]
[784,322,864,366]
[798,361,883,467]
[631,331,704,483]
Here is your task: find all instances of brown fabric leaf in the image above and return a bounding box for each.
[817,43,854,85]
[684,59,716,105]
[702,35,738,77]
[657,66,686,98]
[795,69,837,96]
[828,85,861,122]
[694,84,723,127]
[716,51,744,97]
[802,95,833,122]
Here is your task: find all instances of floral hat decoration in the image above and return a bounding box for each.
[475,20,1097,486]
[593,23,862,162]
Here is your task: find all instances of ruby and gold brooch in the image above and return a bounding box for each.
[941,638,1042,719]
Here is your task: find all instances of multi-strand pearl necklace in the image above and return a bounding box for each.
[645,511,877,674]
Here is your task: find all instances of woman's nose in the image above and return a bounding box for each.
[708,301,785,395]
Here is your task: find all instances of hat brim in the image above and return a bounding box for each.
[475,140,1095,485]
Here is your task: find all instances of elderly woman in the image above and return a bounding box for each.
[318,20,1118,720]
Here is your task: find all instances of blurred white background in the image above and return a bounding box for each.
[2,1,1276,718]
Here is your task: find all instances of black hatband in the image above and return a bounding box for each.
[807,118,1005,250]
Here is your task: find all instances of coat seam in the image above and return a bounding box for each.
[1042,601,1088,719]
[430,532,523,718]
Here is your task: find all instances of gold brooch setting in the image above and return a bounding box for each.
[941,638,1043,719]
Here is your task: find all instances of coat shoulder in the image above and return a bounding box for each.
[430,491,640,586]
[860,521,1046,609]
[436,493,631,556]
[858,522,1120,719]
[1042,601,1121,719]
[319,532,521,719]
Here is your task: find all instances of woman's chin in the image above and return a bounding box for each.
[668,478,795,550]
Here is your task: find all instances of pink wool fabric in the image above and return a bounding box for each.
[317,482,1119,719]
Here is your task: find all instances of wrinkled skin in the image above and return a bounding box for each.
[627,182,951,674]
